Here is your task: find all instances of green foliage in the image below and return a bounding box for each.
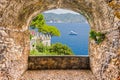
[30,49,40,56]
[89,30,105,44]
[41,25,60,36]
[49,43,73,55]
[30,14,45,31]
[30,34,33,40]
[36,43,45,52]
[89,30,97,41]
[30,14,60,37]
[30,43,74,56]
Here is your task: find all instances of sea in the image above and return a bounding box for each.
[47,23,90,55]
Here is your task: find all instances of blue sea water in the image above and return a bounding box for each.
[47,23,90,55]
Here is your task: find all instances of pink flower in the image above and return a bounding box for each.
[31,31,35,35]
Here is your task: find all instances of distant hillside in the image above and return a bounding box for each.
[42,13,87,23]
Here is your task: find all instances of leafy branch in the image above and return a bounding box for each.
[89,30,105,44]
[30,14,60,37]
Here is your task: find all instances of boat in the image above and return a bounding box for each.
[69,30,77,35]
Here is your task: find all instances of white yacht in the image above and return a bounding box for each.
[69,30,77,35]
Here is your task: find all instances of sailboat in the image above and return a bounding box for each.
[69,30,77,35]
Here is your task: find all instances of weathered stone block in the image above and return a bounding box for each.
[28,56,90,70]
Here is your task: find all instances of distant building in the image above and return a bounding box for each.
[30,30,51,50]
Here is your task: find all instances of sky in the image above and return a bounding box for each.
[44,8,79,15]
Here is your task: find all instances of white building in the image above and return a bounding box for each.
[30,30,51,50]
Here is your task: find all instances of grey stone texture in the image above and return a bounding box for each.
[0,0,120,80]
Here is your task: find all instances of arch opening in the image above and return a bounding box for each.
[29,8,90,56]
[27,8,91,70]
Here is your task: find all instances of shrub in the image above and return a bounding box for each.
[31,42,74,55]
[89,30,105,44]
[49,43,73,55]
[30,49,40,55]
[89,30,97,41]
[36,43,45,52]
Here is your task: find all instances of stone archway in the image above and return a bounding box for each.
[0,0,120,80]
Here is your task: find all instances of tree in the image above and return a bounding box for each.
[49,43,73,55]
[30,14,60,37]
[30,14,45,30]
[41,24,60,36]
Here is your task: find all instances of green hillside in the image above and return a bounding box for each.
[43,13,87,23]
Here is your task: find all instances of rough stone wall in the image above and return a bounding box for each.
[28,56,90,70]
[0,0,120,80]
[0,27,29,80]
[89,1,120,80]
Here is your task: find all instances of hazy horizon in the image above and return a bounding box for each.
[44,8,79,15]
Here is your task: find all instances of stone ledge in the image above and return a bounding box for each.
[20,70,96,80]
[28,56,90,70]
